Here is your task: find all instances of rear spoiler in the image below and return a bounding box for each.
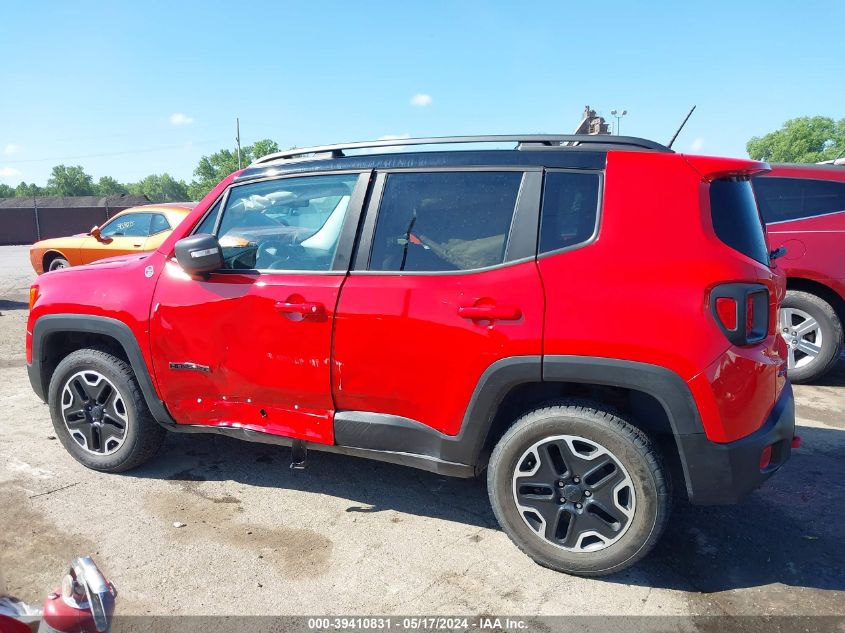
[682,155,771,182]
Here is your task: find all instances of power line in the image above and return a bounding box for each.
[2,140,228,164]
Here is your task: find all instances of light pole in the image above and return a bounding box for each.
[610,109,627,135]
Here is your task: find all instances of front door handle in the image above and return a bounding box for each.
[458,305,522,321]
[275,301,325,317]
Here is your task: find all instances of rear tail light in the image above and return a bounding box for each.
[715,297,738,330]
[710,283,769,346]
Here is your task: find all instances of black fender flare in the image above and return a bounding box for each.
[28,314,176,426]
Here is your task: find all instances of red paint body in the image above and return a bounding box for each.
[27,150,786,453]
[762,164,845,299]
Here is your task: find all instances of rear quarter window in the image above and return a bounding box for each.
[710,178,770,266]
[539,171,600,254]
[753,176,845,223]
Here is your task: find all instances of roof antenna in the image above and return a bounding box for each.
[667,105,696,149]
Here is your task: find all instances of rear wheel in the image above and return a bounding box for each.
[48,348,166,472]
[780,290,843,383]
[487,402,670,576]
[47,256,70,271]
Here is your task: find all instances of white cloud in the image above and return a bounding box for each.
[169,112,195,126]
[3,143,21,155]
[0,166,21,179]
[409,93,432,107]
[690,137,705,152]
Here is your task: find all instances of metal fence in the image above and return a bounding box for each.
[0,203,135,246]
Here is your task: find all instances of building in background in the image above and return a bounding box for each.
[573,105,611,135]
[0,195,149,245]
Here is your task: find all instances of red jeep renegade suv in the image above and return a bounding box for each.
[26,135,795,576]
[754,163,845,383]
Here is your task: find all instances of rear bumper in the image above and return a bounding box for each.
[678,382,795,505]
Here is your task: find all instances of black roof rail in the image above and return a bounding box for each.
[251,134,672,165]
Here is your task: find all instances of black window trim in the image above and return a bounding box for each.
[535,168,605,260]
[756,175,845,226]
[351,166,543,276]
[188,170,372,276]
[190,190,229,237]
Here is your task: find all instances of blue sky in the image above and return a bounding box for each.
[1,0,842,187]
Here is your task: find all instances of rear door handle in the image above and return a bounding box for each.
[458,305,522,321]
[275,301,325,317]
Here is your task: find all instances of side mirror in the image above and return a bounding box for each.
[174,233,224,275]
[90,226,103,242]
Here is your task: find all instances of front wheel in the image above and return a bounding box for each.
[48,348,166,472]
[48,257,70,271]
[487,402,670,576]
[779,290,843,384]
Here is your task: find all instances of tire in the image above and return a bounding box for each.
[48,348,166,472]
[780,290,843,384]
[47,256,70,271]
[487,401,670,576]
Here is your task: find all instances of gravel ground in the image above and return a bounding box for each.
[1,244,843,618]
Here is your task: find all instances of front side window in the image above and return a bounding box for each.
[214,174,357,271]
[369,171,523,272]
[100,212,153,238]
[539,171,600,254]
[754,176,845,223]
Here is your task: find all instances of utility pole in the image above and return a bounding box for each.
[236,118,242,169]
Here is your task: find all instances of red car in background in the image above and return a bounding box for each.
[754,163,845,382]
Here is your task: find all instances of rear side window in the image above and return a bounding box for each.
[150,213,170,234]
[539,171,600,254]
[369,171,523,272]
[710,178,769,266]
[753,176,845,223]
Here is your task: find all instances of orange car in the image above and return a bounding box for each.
[29,203,196,274]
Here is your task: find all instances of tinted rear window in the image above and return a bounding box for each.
[539,171,600,254]
[710,178,769,266]
[753,176,845,223]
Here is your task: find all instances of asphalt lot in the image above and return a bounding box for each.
[1,244,844,617]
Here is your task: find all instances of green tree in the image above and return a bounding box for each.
[46,164,95,196]
[95,176,129,196]
[188,139,280,200]
[0,183,14,197]
[250,139,281,161]
[747,116,845,163]
[15,181,45,197]
[128,173,190,203]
